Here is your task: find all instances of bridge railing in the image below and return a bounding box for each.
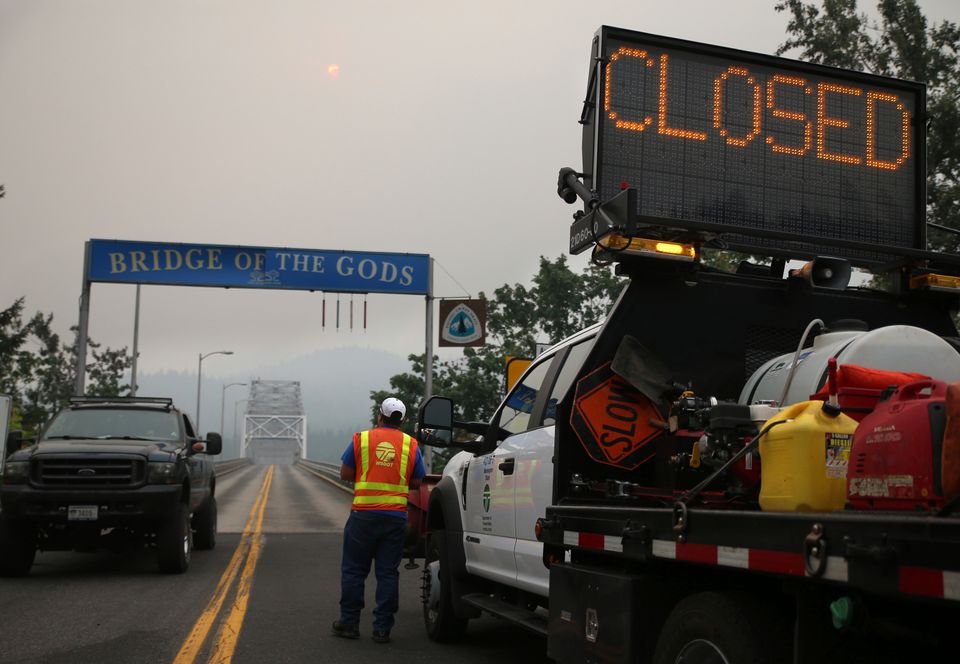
[298,458,354,491]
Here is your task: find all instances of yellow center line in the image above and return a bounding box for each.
[208,465,275,663]
[172,465,275,664]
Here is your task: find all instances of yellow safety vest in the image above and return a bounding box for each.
[352,428,416,512]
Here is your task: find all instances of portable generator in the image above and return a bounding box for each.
[847,380,947,511]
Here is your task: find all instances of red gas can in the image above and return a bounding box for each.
[847,379,948,511]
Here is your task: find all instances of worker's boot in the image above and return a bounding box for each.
[331,620,359,639]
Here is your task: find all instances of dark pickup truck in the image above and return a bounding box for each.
[0,396,221,575]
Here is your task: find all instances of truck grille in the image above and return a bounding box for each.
[33,457,144,487]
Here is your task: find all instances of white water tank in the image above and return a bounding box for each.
[740,323,960,407]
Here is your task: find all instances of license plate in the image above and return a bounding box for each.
[68,505,98,521]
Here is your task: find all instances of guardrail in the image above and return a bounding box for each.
[299,458,340,472]
[297,458,354,493]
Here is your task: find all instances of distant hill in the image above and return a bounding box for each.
[135,346,409,461]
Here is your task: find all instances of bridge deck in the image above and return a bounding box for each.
[0,463,547,663]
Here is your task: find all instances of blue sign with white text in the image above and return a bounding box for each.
[87,240,430,295]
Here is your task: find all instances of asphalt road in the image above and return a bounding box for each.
[0,464,548,664]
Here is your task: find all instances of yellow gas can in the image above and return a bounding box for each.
[758,400,859,512]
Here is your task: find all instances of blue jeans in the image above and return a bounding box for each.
[339,510,407,632]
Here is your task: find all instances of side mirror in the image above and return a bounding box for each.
[417,397,491,453]
[204,432,223,455]
[6,430,23,456]
[418,397,454,447]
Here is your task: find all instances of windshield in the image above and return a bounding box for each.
[41,409,181,442]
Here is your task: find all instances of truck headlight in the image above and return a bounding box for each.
[2,461,30,484]
[146,462,178,484]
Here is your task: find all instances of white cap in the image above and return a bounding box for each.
[380,397,406,419]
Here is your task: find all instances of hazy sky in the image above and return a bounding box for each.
[2,0,957,388]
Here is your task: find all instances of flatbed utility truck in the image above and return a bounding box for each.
[412,27,960,663]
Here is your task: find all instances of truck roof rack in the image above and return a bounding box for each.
[68,396,174,408]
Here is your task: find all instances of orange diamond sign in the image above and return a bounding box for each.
[571,362,663,470]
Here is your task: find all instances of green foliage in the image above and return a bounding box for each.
[483,257,623,357]
[372,257,624,470]
[16,312,71,433]
[85,339,132,398]
[370,348,503,470]
[775,0,960,248]
[700,249,771,273]
[0,298,131,436]
[0,299,30,397]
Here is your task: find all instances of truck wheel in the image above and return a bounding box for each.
[157,503,191,574]
[0,517,36,577]
[423,531,469,642]
[653,592,788,664]
[192,496,217,551]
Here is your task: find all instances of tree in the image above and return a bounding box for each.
[0,299,31,397]
[79,335,132,398]
[484,256,623,360]
[0,298,131,435]
[369,352,435,436]
[371,257,624,469]
[369,352,463,472]
[775,0,960,248]
[17,312,71,433]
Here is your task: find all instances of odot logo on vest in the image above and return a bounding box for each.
[375,441,397,467]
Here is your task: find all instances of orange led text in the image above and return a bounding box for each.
[604,51,912,171]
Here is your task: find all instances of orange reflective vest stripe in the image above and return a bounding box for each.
[352,427,417,512]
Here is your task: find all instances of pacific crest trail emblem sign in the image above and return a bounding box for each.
[439,299,486,347]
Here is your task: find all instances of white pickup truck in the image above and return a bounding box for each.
[418,324,598,639]
[413,24,960,664]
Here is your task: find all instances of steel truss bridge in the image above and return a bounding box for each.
[240,380,306,465]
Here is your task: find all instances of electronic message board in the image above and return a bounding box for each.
[580,27,925,261]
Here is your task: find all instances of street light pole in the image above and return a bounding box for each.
[130,284,141,395]
[196,350,233,432]
[235,398,250,459]
[220,382,247,437]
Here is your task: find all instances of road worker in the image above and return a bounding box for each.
[332,397,426,644]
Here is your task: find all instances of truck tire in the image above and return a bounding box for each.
[653,592,788,664]
[0,517,36,577]
[192,496,217,551]
[423,531,469,642]
[157,503,191,574]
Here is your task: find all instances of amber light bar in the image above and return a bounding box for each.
[910,273,960,292]
[598,234,698,261]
